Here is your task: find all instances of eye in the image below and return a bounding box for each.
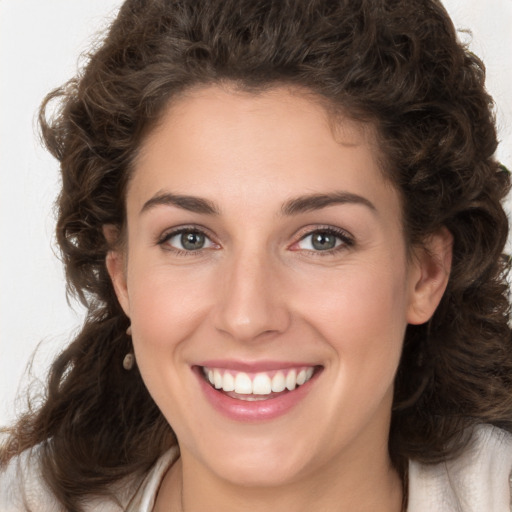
[159,228,217,252]
[293,228,353,252]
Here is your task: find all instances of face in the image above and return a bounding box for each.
[108,85,450,488]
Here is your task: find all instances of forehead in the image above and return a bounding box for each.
[148,84,379,148]
[128,85,396,217]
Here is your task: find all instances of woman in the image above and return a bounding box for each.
[1,0,511,510]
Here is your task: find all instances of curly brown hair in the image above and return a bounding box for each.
[2,0,511,509]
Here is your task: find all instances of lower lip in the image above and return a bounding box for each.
[194,367,320,422]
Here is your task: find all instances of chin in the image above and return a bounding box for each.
[210,455,307,488]
[187,427,319,488]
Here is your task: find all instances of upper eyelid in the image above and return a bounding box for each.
[155,224,354,248]
[157,224,215,244]
[286,226,355,256]
[157,226,219,255]
[294,225,354,242]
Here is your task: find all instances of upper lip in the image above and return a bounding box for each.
[197,360,320,372]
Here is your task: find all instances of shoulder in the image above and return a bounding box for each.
[408,424,512,512]
[0,444,178,512]
[0,445,61,512]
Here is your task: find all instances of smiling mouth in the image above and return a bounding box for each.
[200,366,320,401]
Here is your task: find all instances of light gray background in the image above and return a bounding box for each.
[1,0,512,425]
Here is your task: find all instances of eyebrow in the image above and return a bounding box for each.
[140,190,376,216]
[140,192,220,215]
[281,192,377,216]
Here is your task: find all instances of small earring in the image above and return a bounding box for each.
[124,325,134,370]
[123,352,135,371]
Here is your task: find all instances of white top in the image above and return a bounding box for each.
[1,424,511,511]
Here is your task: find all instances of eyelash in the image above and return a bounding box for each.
[156,225,354,256]
[157,226,218,256]
[291,226,355,255]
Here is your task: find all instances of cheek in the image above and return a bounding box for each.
[294,259,410,368]
[125,258,214,368]
[297,263,410,436]
[125,268,209,421]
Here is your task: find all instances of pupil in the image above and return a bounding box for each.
[312,232,336,250]
[181,232,205,250]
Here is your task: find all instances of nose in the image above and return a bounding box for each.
[213,249,291,342]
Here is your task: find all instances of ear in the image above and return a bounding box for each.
[103,224,131,317]
[407,227,453,325]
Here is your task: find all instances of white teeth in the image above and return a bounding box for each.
[204,366,316,396]
[213,369,223,389]
[285,369,297,391]
[252,373,272,394]
[222,371,235,392]
[234,372,253,394]
[271,371,286,392]
[296,369,307,386]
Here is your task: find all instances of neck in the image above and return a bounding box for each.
[155,447,404,512]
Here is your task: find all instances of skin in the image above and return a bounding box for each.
[106,85,452,511]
